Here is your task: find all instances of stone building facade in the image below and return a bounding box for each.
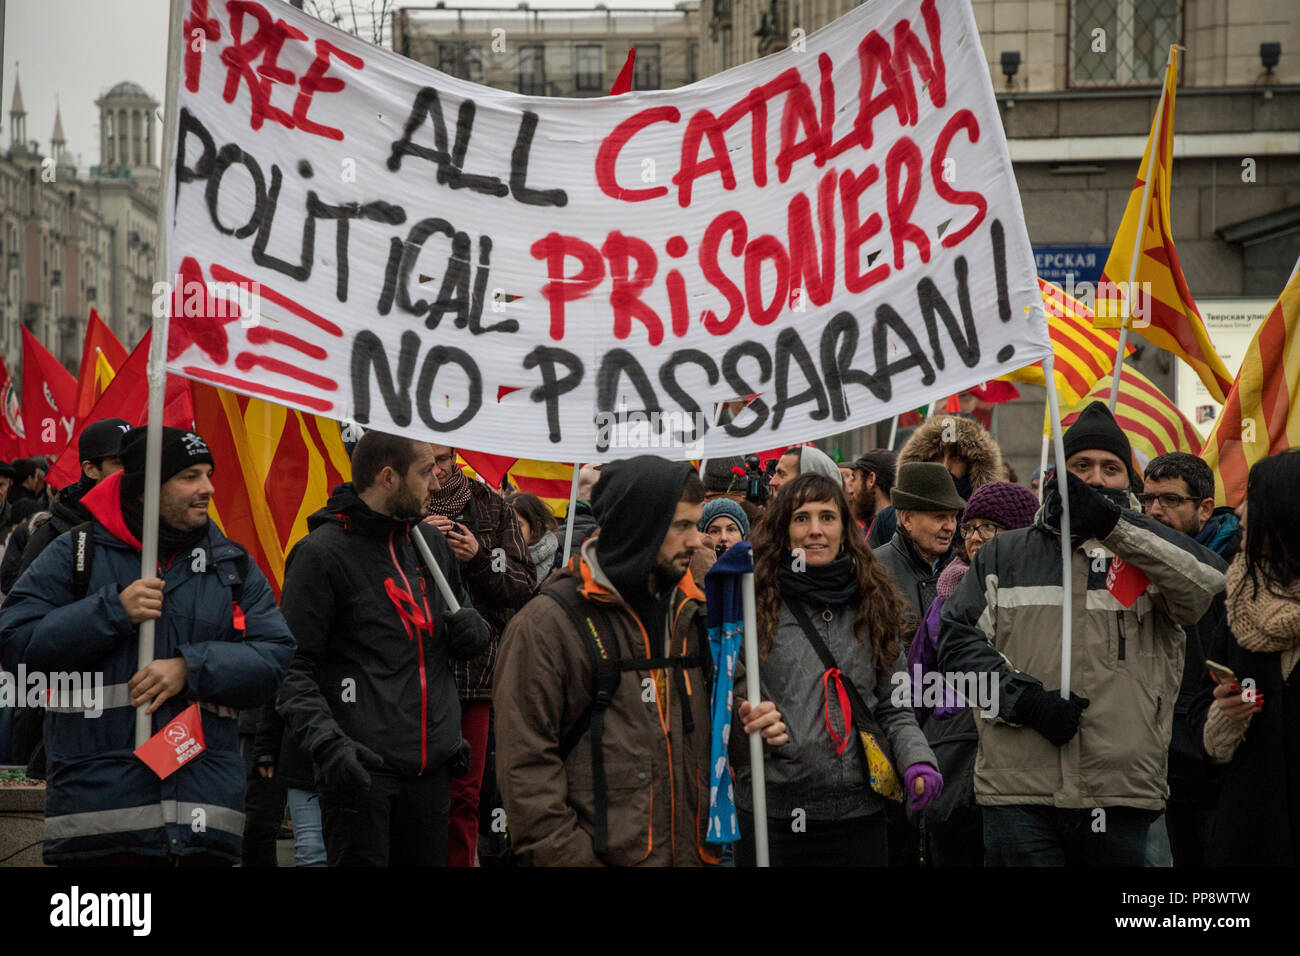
[393,3,702,97]
[696,0,1300,474]
[0,77,159,380]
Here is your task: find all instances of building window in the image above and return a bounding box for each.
[465,47,484,84]
[1069,0,1181,87]
[574,44,604,92]
[518,45,546,95]
[438,43,460,77]
[633,45,661,90]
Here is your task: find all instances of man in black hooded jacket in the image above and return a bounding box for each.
[277,430,492,866]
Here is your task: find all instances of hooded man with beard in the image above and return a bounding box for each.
[277,431,491,866]
[493,456,785,865]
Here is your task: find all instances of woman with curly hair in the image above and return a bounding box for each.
[730,472,941,866]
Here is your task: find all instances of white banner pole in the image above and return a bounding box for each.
[887,415,899,451]
[740,567,769,867]
[697,401,726,478]
[1043,355,1074,698]
[560,464,581,566]
[1108,46,1174,413]
[411,526,461,613]
[137,0,185,748]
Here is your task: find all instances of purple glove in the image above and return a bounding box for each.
[903,763,943,812]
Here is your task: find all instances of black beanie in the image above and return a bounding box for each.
[79,417,131,463]
[119,426,215,498]
[1063,402,1133,472]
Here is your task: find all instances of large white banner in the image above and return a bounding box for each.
[164,0,1050,461]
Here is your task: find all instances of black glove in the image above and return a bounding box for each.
[1013,684,1090,747]
[1045,471,1123,539]
[445,607,491,659]
[315,736,384,794]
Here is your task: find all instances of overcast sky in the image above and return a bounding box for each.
[3,0,683,169]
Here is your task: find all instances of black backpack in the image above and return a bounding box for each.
[539,581,712,860]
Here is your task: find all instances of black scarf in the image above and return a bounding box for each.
[777,552,859,609]
[120,486,209,561]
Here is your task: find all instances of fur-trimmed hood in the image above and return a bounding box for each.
[898,415,1003,492]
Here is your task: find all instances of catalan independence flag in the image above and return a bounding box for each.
[1056,367,1201,473]
[507,459,576,516]
[1201,259,1300,507]
[1002,279,1134,408]
[1094,45,1233,402]
[192,382,350,599]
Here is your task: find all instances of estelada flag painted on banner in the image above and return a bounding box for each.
[46,330,196,489]
[1003,279,1134,409]
[20,325,77,457]
[191,382,350,600]
[1056,367,1200,473]
[74,309,129,418]
[1093,46,1233,403]
[0,356,25,460]
[1201,258,1300,507]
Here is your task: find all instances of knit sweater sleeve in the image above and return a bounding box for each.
[1202,699,1252,764]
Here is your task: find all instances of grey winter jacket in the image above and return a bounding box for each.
[874,528,953,640]
[937,496,1227,811]
[731,599,935,821]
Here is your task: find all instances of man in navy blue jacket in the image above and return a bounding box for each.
[0,426,295,866]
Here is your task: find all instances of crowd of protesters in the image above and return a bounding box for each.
[1,400,1296,868]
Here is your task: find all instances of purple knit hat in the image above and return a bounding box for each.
[962,480,1040,530]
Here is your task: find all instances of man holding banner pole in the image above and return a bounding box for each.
[938,400,1226,865]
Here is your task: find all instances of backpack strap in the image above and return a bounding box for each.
[70,522,96,602]
[538,586,621,858]
[540,581,712,859]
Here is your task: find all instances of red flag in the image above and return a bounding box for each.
[458,449,517,488]
[75,309,129,418]
[21,326,77,458]
[46,331,195,489]
[0,356,25,460]
[610,49,636,95]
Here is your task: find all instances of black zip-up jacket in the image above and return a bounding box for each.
[277,483,484,778]
[16,478,95,580]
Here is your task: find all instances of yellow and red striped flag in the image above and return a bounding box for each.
[1201,260,1300,507]
[191,382,350,599]
[507,459,576,517]
[1002,279,1134,407]
[1054,367,1201,474]
[1094,46,1233,402]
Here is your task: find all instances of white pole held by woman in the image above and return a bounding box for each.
[1043,355,1074,698]
[740,563,770,866]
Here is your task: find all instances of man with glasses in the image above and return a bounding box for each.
[1141,452,1240,867]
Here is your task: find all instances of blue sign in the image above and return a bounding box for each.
[1033,245,1108,286]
